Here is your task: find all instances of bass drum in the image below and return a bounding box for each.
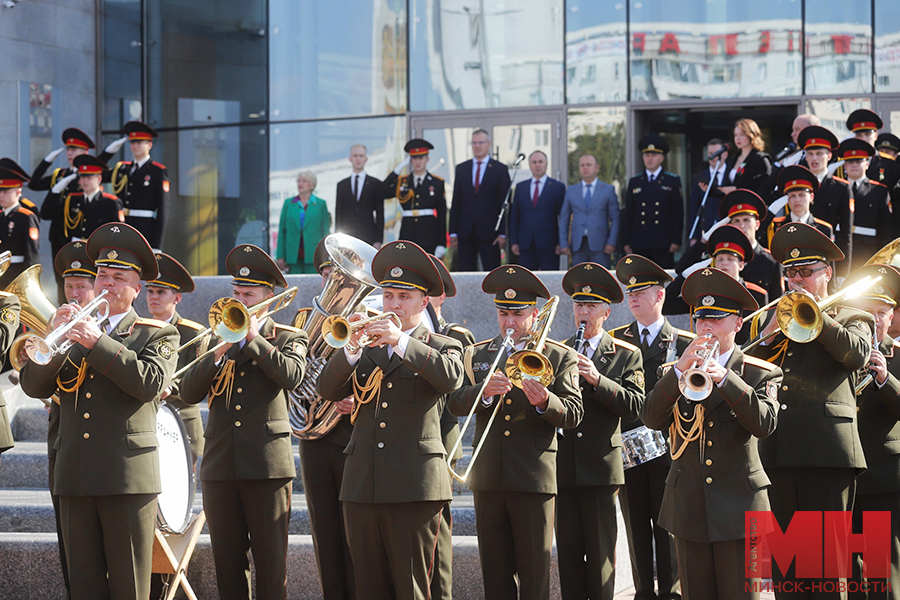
[156,403,196,534]
[622,425,668,470]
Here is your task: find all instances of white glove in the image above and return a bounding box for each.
[700,216,731,243]
[104,135,129,155]
[434,245,446,259]
[394,155,411,175]
[43,148,64,163]
[682,257,712,279]
[827,160,844,176]
[768,195,788,216]
[51,173,78,194]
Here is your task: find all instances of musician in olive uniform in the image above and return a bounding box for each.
[69,155,125,241]
[611,254,693,600]
[748,223,873,600]
[0,291,20,462]
[317,240,464,600]
[20,222,179,600]
[447,265,582,600]
[382,139,448,256]
[110,121,169,250]
[767,166,835,247]
[844,263,900,600]
[145,252,204,463]
[621,134,684,269]
[557,263,645,600]
[0,163,40,288]
[180,245,307,600]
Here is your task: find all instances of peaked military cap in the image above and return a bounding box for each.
[707,224,753,264]
[616,254,673,293]
[718,189,768,221]
[639,134,669,155]
[845,264,900,308]
[404,139,434,157]
[148,253,195,293]
[73,154,108,176]
[429,254,457,297]
[778,165,819,193]
[770,222,844,267]
[798,125,839,151]
[54,241,95,279]
[0,158,30,181]
[87,222,159,280]
[563,262,623,304]
[682,267,758,319]
[875,133,900,153]
[0,167,29,189]
[482,264,550,310]
[62,127,95,150]
[836,138,876,161]
[226,245,288,289]
[846,109,883,132]
[123,121,159,141]
[313,237,332,275]
[371,240,443,296]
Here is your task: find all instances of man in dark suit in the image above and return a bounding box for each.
[687,138,730,244]
[510,151,565,270]
[559,153,620,268]
[449,129,512,271]
[644,268,782,600]
[611,254,693,600]
[447,265,582,600]
[318,241,464,600]
[621,135,684,269]
[335,144,384,248]
[557,262,645,600]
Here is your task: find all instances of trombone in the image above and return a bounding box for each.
[678,336,719,402]
[172,286,297,379]
[24,291,110,365]
[321,312,400,351]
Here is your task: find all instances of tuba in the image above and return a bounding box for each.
[289,233,379,440]
[5,265,58,371]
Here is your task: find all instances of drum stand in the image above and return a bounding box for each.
[151,510,206,600]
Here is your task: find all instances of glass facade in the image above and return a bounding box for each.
[875,0,900,92]
[805,0,872,95]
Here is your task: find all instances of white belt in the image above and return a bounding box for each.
[124,209,157,218]
[853,226,877,237]
[9,256,24,264]
[401,209,437,218]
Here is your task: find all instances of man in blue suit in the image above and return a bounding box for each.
[449,129,512,271]
[559,154,620,268]
[509,151,565,270]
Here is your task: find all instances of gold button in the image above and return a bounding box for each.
[235,421,242,427]
[380,422,386,429]
[252,360,257,365]
[504,415,511,421]
[235,405,241,411]
[239,371,245,376]
[89,374,94,379]
[83,413,90,419]
[782,385,788,391]
[706,477,713,484]
[707,440,713,447]
[85,392,91,399]
[83,433,90,439]
[387,382,393,389]
[381,402,388,408]
[707,421,714,427]
[237,388,242,393]
[504,430,510,436]
[506,399,512,405]
[705,459,712,466]
[576,432,583,438]
[787,352,793,357]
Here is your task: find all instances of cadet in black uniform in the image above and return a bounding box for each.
[719,191,783,300]
[836,138,891,273]
[0,163,40,288]
[110,121,169,250]
[621,134,684,269]
[382,139,447,256]
[69,155,124,241]
[767,166,835,246]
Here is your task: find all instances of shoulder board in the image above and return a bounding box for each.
[473,339,493,348]
[0,291,15,299]
[630,174,642,181]
[136,318,169,328]
[870,180,887,188]
[20,198,37,209]
[15,206,35,216]
[676,329,696,339]
[274,323,302,333]
[102,192,119,200]
[745,281,767,294]
[152,161,167,170]
[545,339,572,352]
[450,325,471,334]
[831,176,848,184]
[608,324,628,335]
[178,319,204,331]
[813,217,832,227]
[772,216,786,223]
[663,171,678,178]
[612,337,639,352]
[427,331,454,343]
[744,355,777,371]
[429,173,443,181]
[69,192,84,197]
[117,161,133,168]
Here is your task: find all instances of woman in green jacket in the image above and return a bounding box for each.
[276,170,331,274]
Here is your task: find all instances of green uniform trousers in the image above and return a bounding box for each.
[431,498,454,600]
[203,478,292,600]
[343,500,443,600]
[556,485,619,600]
[59,493,157,600]
[674,536,758,600]
[850,492,900,600]
[473,490,555,600]
[48,457,71,598]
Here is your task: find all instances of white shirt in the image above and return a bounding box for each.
[790,210,811,223]
[848,175,868,187]
[344,324,416,365]
[646,167,662,181]
[104,311,129,335]
[813,169,828,183]
[134,156,151,170]
[472,158,487,186]
[531,175,548,198]
[581,333,603,359]
[709,165,724,186]
[350,171,367,199]
[2,202,20,217]
[84,189,102,204]
[636,317,665,346]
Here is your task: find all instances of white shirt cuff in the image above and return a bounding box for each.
[344,346,362,366]
[876,374,888,389]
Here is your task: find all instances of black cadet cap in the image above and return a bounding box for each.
[845,264,900,308]
[313,237,331,275]
[0,158,30,181]
[0,167,29,189]
[846,109,883,132]
[429,254,457,297]
[875,133,900,153]
[123,121,159,141]
[372,240,443,297]
[615,254,673,293]
[639,134,669,155]
[482,264,550,310]
[62,127,95,150]
[682,267,759,319]
[87,222,159,280]
[798,125,839,151]
[707,224,754,264]
[778,165,819,193]
[148,253,195,293]
[404,139,434,156]
[73,154,108,176]
[836,138,876,161]
[718,189,768,221]
[226,244,288,289]
[54,241,95,279]
[770,222,844,267]
[563,262,623,304]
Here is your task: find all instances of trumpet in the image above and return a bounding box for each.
[24,291,110,365]
[678,336,720,402]
[321,312,401,351]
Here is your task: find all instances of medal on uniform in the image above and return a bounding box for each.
[144,175,150,187]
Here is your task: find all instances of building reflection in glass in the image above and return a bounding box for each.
[875,0,900,92]
[805,0,872,95]
[805,97,873,139]
[565,1,627,104]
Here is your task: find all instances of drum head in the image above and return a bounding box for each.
[156,403,195,534]
[622,425,668,469]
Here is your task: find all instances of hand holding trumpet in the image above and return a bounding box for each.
[355,313,402,348]
[677,334,726,384]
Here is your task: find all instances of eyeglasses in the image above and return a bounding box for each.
[784,265,828,279]
[471,141,489,146]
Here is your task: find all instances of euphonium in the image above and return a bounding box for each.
[5,264,58,371]
[0,251,11,280]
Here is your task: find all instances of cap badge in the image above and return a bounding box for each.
[73,242,82,248]
[701,269,713,276]
[629,276,636,285]
[71,261,81,269]
[723,242,730,248]
[107,250,118,260]
[876,286,885,294]
[736,204,743,210]
[396,243,406,249]
[790,248,800,258]
[390,267,403,278]
[787,225,797,233]
[243,246,252,253]
[505,289,517,299]
[583,264,593,270]
[506,267,516,274]
[702,295,715,306]
[582,286,591,294]
[239,266,250,277]
[648,144,656,150]
[111,226,120,234]
[879,267,888,274]
[625,258,633,264]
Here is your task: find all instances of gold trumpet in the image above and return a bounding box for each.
[321,312,400,351]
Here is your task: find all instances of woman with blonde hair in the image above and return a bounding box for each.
[720,118,773,196]
[276,170,331,274]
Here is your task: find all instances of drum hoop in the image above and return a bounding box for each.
[621,425,668,469]
[156,402,196,534]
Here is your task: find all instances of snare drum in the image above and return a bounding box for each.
[156,403,196,534]
[622,425,668,469]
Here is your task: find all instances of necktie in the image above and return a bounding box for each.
[649,173,655,183]
[641,328,650,352]
[852,182,859,195]
[533,180,540,208]
[353,174,359,200]
[474,161,482,194]
[584,183,592,202]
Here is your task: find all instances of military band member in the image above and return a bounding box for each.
[20,222,179,600]
[0,162,40,288]
[447,265,582,600]
[767,166,835,248]
[110,121,169,250]
[317,240,464,600]
[145,252,204,463]
[70,155,125,241]
[611,254,692,600]
[382,140,448,256]
[180,245,307,600]
[844,263,900,600]
[643,268,781,600]
[557,262,644,600]
[0,290,20,463]
[748,223,873,600]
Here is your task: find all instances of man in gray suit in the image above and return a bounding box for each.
[559,154,619,267]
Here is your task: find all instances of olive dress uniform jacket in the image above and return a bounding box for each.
[382,171,447,254]
[20,310,179,496]
[557,330,645,488]
[317,324,464,504]
[180,318,307,481]
[0,203,40,288]
[111,159,169,249]
[447,337,583,494]
[642,349,782,542]
[620,171,684,252]
[438,317,476,464]
[0,293,20,455]
[165,311,206,461]
[856,337,900,496]
[747,307,873,472]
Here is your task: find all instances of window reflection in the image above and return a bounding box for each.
[805,0,872,94]
[875,0,900,92]
[805,98,873,139]
[565,0,627,104]
[270,0,406,120]
[102,0,141,132]
[410,0,564,111]
[629,0,802,100]
[567,107,626,193]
